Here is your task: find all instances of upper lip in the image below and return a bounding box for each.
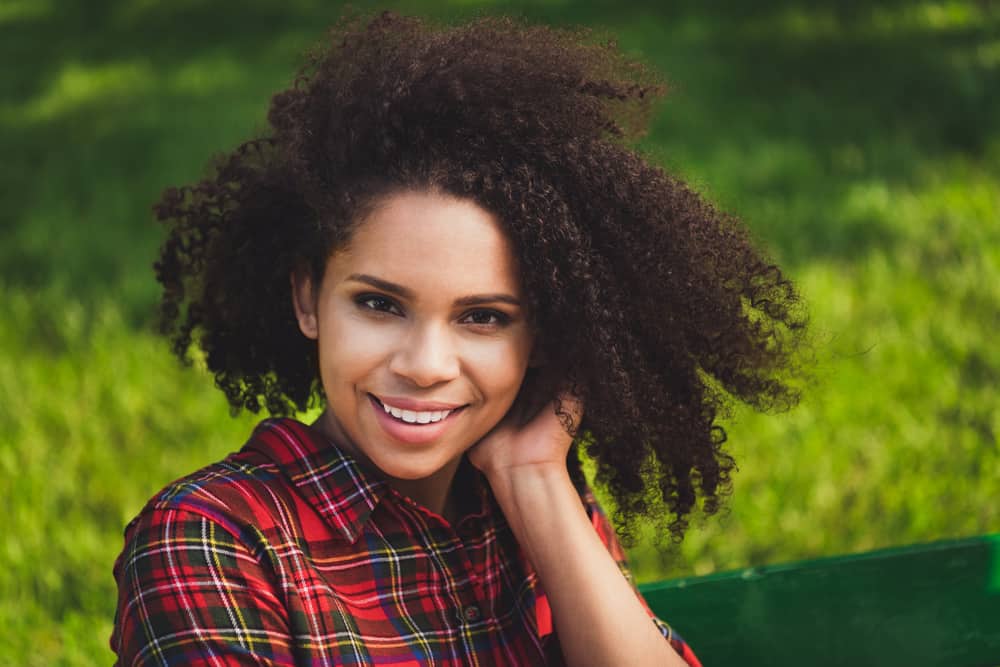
[371,394,466,411]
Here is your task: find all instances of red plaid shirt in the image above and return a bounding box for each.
[112,418,700,666]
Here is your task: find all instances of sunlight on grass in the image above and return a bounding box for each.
[0,0,51,24]
[875,1,987,31]
[9,61,155,122]
[756,1,994,39]
[4,57,252,125]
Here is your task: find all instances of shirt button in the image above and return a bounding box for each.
[462,605,481,622]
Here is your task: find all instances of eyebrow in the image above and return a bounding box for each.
[346,273,522,307]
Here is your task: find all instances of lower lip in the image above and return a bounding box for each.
[368,395,465,445]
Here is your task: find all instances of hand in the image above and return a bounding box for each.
[467,391,584,481]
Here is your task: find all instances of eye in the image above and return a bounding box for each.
[461,309,511,327]
[355,294,402,316]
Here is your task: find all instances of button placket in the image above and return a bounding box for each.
[415,510,486,629]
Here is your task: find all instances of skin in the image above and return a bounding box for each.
[292,189,685,666]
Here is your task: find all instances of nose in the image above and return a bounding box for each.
[388,320,461,387]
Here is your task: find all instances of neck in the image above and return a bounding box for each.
[310,410,464,522]
[387,457,464,521]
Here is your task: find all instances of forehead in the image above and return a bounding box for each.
[328,191,522,294]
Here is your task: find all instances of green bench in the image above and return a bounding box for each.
[640,533,1000,666]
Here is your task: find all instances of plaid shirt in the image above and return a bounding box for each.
[112,418,700,666]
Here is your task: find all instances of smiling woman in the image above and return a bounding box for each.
[112,9,805,667]
[290,191,536,515]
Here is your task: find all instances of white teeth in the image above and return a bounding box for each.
[378,398,452,424]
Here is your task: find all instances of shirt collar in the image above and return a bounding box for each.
[243,417,389,543]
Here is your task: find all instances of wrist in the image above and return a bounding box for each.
[485,461,573,503]
[486,463,587,552]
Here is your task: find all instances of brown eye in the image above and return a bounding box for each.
[356,294,402,315]
[461,310,510,327]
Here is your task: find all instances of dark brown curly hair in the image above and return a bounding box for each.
[154,10,807,541]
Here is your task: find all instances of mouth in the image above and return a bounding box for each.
[367,393,468,426]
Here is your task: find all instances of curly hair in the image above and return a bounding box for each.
[154,10,807,541]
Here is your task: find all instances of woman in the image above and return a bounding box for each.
[113,11,804,666]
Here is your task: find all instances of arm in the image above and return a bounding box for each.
[583,494,702,666]
[112,506,294,666]
[469,397,695,667]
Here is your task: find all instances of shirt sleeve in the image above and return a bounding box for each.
[111,505,295,666]
[583,492,703,667]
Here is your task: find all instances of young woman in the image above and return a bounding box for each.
[112,11,805,666]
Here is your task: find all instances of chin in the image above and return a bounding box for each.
[370,448,462,482]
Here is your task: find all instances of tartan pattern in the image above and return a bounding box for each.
[112,418,700,666]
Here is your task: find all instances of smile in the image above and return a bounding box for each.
[369,394,465,424]
[368,394,467,446]
[376,399,453,424]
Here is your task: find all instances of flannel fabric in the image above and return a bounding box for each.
[112,418,700,666]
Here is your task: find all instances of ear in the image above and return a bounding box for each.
[290,267,319,340]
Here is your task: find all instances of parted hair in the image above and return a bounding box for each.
[154,10,807,541]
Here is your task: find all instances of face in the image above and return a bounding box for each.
[292,190,535,508]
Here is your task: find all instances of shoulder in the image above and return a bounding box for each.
[118,417,355,558]
[125,420,320,556]
[111,431,300,624]
[111,449,298,665]
[126,444,284,542]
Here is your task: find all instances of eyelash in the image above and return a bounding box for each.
[354,294,511,328]
[463,309,511,327]
[356,294,401,316]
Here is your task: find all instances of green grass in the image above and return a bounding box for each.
[2,1,998,663]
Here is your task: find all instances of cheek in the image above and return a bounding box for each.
[318,316,395,385]
[467,338,532,398]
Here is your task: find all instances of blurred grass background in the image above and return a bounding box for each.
[1,0,998,663]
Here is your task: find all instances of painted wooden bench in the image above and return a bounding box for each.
[640,532,1000,666]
